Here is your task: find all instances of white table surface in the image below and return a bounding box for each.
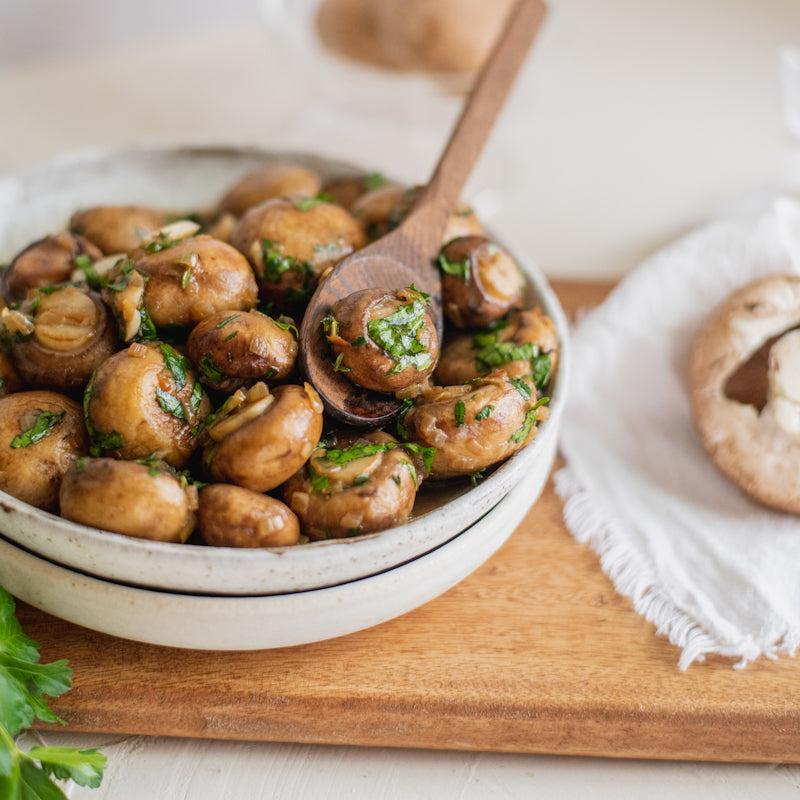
[3,0,800,797]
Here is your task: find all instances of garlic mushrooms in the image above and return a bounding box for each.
[0,158,560,549]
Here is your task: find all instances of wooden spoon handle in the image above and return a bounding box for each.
[402,0,548,248]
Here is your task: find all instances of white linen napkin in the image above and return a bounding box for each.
[555,195,800,669]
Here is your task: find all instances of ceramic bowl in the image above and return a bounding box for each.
[0,469,538,649]
[0,145,570,596]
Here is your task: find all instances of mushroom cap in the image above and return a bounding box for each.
[688,274,800,513]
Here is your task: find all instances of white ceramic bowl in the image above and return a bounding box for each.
[0,470,538,649]
[0,145,570,596]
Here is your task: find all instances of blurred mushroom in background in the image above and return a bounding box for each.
[315,0,515,77]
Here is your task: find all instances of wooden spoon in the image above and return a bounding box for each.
[299,0,547,426]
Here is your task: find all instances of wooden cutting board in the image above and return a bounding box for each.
[20,280,800,763]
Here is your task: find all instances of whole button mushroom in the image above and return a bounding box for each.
[321,170,389,211]
[230,196,366,312]
[10,286,118,394]
[0,232,103,305]
[437,235,524,329]
[352,183,483,244]
[324,285,439,394]
[401,373,549,479]
[435,307,557,388]
[130,234,258,328]
[283,430,422,540]
[202,381,323,493]
[218,163,323,217]
[60,457,198,543]
[187,309,298,392]
[69,205,169,255]
[0,390,88,511]
[197,483,301,548]
[84,342,211,467]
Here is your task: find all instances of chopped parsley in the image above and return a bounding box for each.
[260,239,315,301]
[317,440,435,474]
[367,288,434,376]
[144,231,180,252]
[159,344,189,392]
[198,353,225,384]
[437,253,470,282]
[454,400,466,427]
[530,353,552,391]
[396,397,414,441]
[72,253,102,290]
[215,314,241,328]
[10,410,64,448]
[332,352,351,372]
[155,388,185,421]
[475,404,495,421]
[510,376,532,400]
[474,340,540,374]
[293,193,333,211]
[363,171,387,192]
[508,397,549,444]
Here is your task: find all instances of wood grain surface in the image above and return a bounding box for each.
[19,280,800,763]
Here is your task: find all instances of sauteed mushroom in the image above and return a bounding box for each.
[69,205,168,255]
[84,341,211,467]
[60,457,198,543]
[325,285,439,393]
[203,381,323,492]
[197,483,301,547]
[435,307,556,387]
[352,183,483,243]
[0,390,87,511]
[230,196,365,312]
[9,286,117,393]
[438,235,524,329]
[283,430,421,539]
[129,232,258,328]
[219,163,323,217]
[0,233,102,305]
[187,309,298,391]
[400,372,549,479]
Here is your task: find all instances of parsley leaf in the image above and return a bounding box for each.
[319,440,435,474]
[437,253,470,282]
[0,587,107,796]
[10,411,64,449]
[508,397,550,444]
[71,254,101,291]
[159,344,189,392]
[474,340,540,374]
[475,404,494,421]
[363,172,387,192]
[215,314,240,329]
[156,388,186,421]
[198,354,225,384]
[454,400,465,427]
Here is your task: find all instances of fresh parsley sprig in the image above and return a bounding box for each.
[0,587,106,799]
